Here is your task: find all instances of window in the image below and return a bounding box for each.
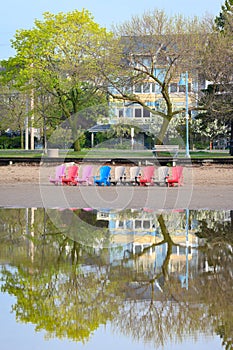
[134,84,142,93]
[170,83,178,93]
[143,220,151,229]
[143,83,150,93]
[135,220,142,228]
[135,109,142,118]
[143,108,150,118]
[135,245,142,254]
[118,221,124,228]
[178,83,191,93]
[119,109,124,118]
[178,85,185,93]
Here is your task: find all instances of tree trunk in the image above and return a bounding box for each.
[157,117,171,144]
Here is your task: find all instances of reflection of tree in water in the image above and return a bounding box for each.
[194,212,233,350]
[112,211,233,349]
[0,208,232,349]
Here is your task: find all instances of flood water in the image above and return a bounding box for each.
[0,207,232,350]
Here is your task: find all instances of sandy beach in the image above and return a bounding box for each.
[0,163,232,210]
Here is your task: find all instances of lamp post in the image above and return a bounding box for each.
[179,71,190,157]
[131,127,134,150]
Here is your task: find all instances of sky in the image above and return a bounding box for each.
[1,0,224,60]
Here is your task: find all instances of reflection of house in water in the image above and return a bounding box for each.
[97,209,199,280]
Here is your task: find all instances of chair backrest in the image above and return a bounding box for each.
[67,165,78,179]
[172,166,183,181]
[172,165,183,184]
[115,166,125,180]
[55,164,66,180]
[99,165,111,180]
[130,166,140,179]
[142,166,155,180]
[158,166,169,181]
[81,165,93,180]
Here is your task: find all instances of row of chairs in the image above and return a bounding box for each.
[49,164,183,187]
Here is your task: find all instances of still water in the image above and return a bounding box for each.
[0,208,232,350]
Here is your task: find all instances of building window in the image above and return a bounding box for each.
[143,220,151,229]
[178,83,191,93]
[135,220,142,228]
[143,108,150,118]
[170,83,178,93]
[134,84,142,93]
[119,109,124,118]
[135,109,142,118]
[178,84,185,93]
[143,83,150,93]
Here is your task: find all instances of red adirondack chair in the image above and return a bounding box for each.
[139,166,155,186]
[166,166,183,187]
[62,165,78,186]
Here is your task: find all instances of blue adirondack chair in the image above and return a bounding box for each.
[94,165,111,186]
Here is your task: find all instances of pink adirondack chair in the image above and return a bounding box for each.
[139,166,155,186]
[166,166,184,187]
[62,165,78,186]
[49,164,66,185]
[76,165,93,185]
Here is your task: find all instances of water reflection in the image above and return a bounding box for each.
[0,208,232,349]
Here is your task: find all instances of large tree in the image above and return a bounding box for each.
[196,1,233,148]
[95,9,213,144]
[8,9,112,150]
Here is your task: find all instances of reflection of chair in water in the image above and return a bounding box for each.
[153,166,169,186]
[94,165,111,186]
[166,166,183,187]
[110,166,125,185]
[139,166,155,186]
[49,164,66,185]
[76,165,93,185]
[62,165,78,186]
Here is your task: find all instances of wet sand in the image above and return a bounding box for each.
[0,163,232,210]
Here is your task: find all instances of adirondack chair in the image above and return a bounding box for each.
[139,166,155,186]
[166,166,184,187]
[110,166,125,185]
[153,166,169,186]
[76,165,93,185]
[123,166,140,185]
[49,164,66,185]
[62,165,78,186]
[93,165,111,186]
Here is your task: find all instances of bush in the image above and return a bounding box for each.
[0,136,21,149]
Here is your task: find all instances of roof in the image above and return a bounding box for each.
[87,124,111,133]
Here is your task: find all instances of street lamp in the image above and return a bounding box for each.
[179,208,189,290]
[179,71,190,157]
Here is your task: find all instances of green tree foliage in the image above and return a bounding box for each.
[8,10,112,150]
[215,0,233,31]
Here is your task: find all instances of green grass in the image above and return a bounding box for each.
[0,148,231,159]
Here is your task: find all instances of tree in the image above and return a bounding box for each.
[0,59,31,148]
[195,1,233,150]
[96,9,213,144]
[9,10,112,150]
[215,0,233,32]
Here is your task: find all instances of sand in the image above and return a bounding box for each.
[0,162,232,185]
[0,163,232,210]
